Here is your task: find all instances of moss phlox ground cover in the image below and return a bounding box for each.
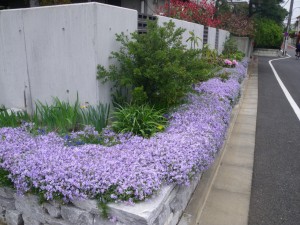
[0,60,248,204]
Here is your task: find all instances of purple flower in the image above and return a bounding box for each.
[0,59,248,203]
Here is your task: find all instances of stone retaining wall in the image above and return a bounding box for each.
[0,173,202,225]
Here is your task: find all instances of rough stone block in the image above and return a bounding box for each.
[0,196,16,210]
[14,194,46,224]
[94,214,123,225]
[169,191,184,213]
[61,205,93,225]
[43,202,61,218]
[109,185,175,225]
[75,212,94,225]
[44,216,71,225]
[6,172,202,225]
[153,205,172,225]
[23,215,43,225]
[71,199,101,215]
[5,210,23,225]
[0,187,16,199]
[0,209,6,225]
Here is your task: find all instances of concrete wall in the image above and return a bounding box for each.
[232,36,253,57]
[207,27,216,50]
[218,29,230,54]
[0,3,137,113]
[0,3,231,113]
[157,15,204,50]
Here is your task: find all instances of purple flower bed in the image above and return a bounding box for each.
[0,60,248,203]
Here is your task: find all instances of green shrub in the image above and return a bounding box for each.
[111,104,167,138]
[232,51,245,61]
[200,44,224,70]
[221,37,245,61]
[222,37,238,56]
[97,20,207,108]
[131,86,148,106]
[254,18,283,49]
[0,168,13,187]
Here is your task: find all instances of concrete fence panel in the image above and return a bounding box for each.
[95,4,137,105]
[157,15,204,50]
[0,3,137,112]
[0,9,29,110]
[23,4,99,112]
[232,36,253,57]
[207,27,216,50]
[218,29,230,54]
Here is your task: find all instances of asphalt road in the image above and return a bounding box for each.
[248,49,300,225]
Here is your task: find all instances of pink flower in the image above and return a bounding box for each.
[224,59,232,66]
[232,60,238,65]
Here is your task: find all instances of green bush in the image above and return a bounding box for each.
[97,20,207,108]
[222,37,238,56]
[111,104,167,138]
[254,18,283,49]
[0,168,13,187]
[221,37,245,61]
[201,44,223,67]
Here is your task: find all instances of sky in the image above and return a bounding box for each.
[281,0,300,24]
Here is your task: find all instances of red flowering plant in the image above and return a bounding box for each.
[218,12,255,37]
[156,0,221,28]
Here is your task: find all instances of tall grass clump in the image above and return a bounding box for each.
[33,97,81,134]
[0,106,31,128]
[111,104,167,138]
[0,98,110,137]
[80,103,110,132]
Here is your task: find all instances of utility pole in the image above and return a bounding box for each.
[283,0,294,56]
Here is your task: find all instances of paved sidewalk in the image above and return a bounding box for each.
[178,58,258,225]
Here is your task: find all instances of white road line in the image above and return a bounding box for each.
[269,56,300,122]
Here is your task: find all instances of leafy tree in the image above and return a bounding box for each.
[249,0,288,24]
[254,18,284,49]
[216,1,254,37]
